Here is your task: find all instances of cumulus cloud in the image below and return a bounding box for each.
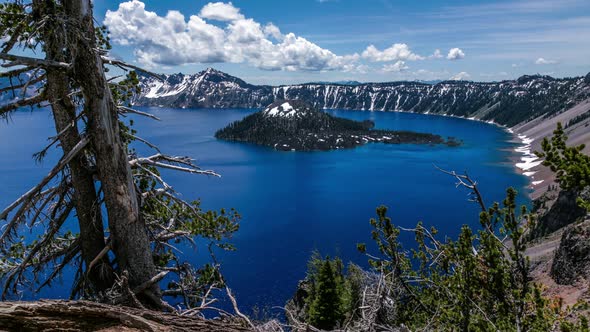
[104,0,363,71]
[105,1,448,74]
[429,49,443,59]
[199,2,244,21]
[263,23,283,40]
[447,48,465,60]
[381,61,409,72]
[362,43,424,62]
[535,57,557,65]
[450,72,471,80]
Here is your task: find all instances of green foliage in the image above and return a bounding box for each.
[535,122,590,210]
[308,259,343,329]
[111,71,141,106]
[566,110,590,129]
[298,253,364,330]
[355,189,561,331]
[561,316,590,332]
[95,25,112,50]
[0,2,35,51]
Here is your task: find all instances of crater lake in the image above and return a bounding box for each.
[0,107,530,314]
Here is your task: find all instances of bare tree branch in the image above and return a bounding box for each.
[0,137,89,244]
[225,286,256,330]
[0,53,70,70]
[0,67,34,78]
[0,93,46,117]
[0,73,45,94]
[434,165,486,212]
[118,106,161,121]
[132,271,169,296]
[101,57,164,81]
[130,154,220,177]
[2,202,75,298]
[35,238,81,291]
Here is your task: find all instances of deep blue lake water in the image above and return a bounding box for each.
[0,108,530,315]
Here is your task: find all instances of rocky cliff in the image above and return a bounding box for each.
[135,68,590,127]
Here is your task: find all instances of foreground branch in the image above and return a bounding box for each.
[0,93,46,117]
[0,53,70,70]
[0,300,252,331]
[101,57,164,81]
[0,137,89,244]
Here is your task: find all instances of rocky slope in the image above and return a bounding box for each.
[215,100,453,151]
[135,69,590,127]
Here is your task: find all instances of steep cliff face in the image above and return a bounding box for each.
[135,68,590,127]
[551,219,590,285]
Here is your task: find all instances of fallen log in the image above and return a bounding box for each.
[0,300,253,331]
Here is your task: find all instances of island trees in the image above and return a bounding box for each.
[0,0,238,312]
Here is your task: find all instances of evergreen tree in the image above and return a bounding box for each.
[308,258,344,330]
[356,187,561,331]
[535,122,590,211]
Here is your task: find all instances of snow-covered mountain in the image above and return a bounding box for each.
[135,68,590,127]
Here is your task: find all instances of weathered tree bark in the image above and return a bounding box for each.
[0,300,252,332]
[62,0,159,302]
[32,0,114,293]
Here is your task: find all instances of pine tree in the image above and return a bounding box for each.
[536,122,590,211]
[308,258,344,330]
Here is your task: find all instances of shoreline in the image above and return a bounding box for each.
[354,108,544,195]
[144,105,553,197]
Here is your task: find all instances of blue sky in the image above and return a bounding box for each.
[94,0,590,85]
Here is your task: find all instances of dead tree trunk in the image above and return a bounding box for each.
[63,0,159,302]
[32,0,114,294]
[0,300,252,332]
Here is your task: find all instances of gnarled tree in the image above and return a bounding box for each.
[0,0,240,315]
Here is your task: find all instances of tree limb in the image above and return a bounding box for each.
[0,53,70,69]
[0,66,34,78]
[118,106,161,121]
[0,137,89,244]
[101,57,164,81]
[2,202,75,298]
[0,93,46,117]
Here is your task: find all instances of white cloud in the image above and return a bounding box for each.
[447,48,465,60]
[263,23,283,40]
[429,49,443,59]
[412,69,451,80]
[105,1,448,74]
[535,57,558,65]
[381,61,409,72]
[362,43,424,62]
[480,71,509,78]
[104,0,360,71]
[199,2,244,21]
[450,72,471,80]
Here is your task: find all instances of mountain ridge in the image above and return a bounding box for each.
[134,68,590,127]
